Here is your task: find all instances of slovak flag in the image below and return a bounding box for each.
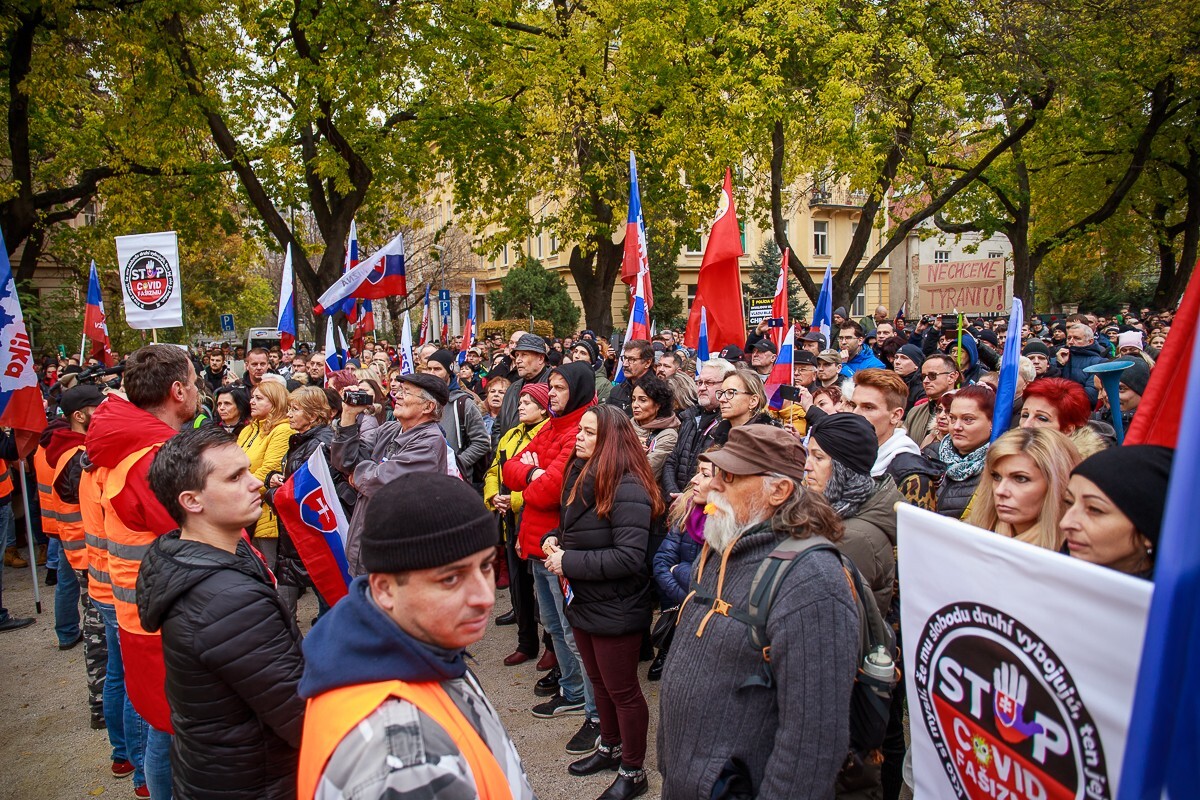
[314,231,407,315]
[276,247,296,351]
[273,445,351,605]
[811,265,833,348]
[84,260,114,366]
[418,283,431,346]
[353,299,375,353]
[696,306,710,377]
[339,220,359,322]
[458,279,476,365]
[0,228,47,456]
[324,323,345,376]
[770,249,790,351]
[766,325,795,411]
[621,151,654,309]
[614,271,651,385]
[399,308,416,375]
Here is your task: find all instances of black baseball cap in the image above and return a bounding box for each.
[794,350,819,367]
[60,385,105,416]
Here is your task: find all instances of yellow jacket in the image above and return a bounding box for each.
[238,419,295,539]
[769,403,807,436]
[483,420,548,515]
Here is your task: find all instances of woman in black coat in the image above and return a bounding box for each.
[543,405,664,800]
[263,386,355,621]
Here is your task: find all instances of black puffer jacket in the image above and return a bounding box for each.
[550,461,653,637]
[137,532,305,800]
[264,423,355,589]
[661,404,722,496]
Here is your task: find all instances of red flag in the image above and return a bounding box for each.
[685,168,745,351]
[1125,259,1200,447]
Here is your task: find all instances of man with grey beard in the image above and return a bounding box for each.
[657,425,860,800]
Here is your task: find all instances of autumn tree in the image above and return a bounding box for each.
[488,257,580,336]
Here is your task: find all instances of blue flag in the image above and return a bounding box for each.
[1119,323,1200,799]
[990,297,1024,441]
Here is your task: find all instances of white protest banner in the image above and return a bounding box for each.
[115,231,183,329]
[918,258,1006,314]
[898,505,1151,800]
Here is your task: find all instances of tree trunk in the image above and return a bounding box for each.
[568,237,622,338]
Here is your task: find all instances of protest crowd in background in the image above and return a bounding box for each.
[0,292,1191,800]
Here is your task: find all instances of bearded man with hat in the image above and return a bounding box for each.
[297,473,536,800]
[331,372,450,576]
[658,425,859,800]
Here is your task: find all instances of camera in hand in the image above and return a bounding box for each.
[343,389,374,407]
[767,317,785,328]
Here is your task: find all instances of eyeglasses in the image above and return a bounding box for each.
[715,389,750,400]
[921,371,956,382]
[696,379,723,387]
[621,355,649,363]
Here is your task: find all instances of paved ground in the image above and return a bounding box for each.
[0,562,664,800]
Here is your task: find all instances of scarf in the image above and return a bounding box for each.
[938,436,989,482]
[872,429,922,477]
[684,504,707,544]
[824,461,877,518]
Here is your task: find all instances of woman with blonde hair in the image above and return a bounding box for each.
[238,379,295,569]
[967,427,1082,551]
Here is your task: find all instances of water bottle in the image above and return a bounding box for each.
[862,644,895,681]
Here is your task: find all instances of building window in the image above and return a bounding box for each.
[988,251,1003,259]
[685,232,703,255]
[503,245,510,267]
[537,234,544,259]
[852,291,866,318]
[739,222,746,253]
[550,234,558,254]
[687,284,698,312]
[83,202,99,226]
[934,250,951,264]
[813,221,829,257]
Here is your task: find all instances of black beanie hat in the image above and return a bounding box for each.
[360,473,498,572]
[1071,445,1174,545]
[898,343,926,368]
[427,348,455,374]
[1022,340,1051,359]
[1119,359,1151,396]
[809,412,879,476]
[572,338,598,363]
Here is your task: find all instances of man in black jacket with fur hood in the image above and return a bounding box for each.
[138,426,305,800]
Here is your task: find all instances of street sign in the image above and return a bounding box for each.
[438,289,452,319]
[747,296,774,326]
[220,314,235,333]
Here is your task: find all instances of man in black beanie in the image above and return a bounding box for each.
[297,474,536,800]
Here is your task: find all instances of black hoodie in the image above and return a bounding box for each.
[137,533,305,800]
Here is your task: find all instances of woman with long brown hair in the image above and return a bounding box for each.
[543,404,663,800]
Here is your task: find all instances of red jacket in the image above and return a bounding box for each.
[502,400,594,560]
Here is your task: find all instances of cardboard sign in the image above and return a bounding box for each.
[918,258,1006,314]
[115,231,183,329]
[898,505,1151,800]
[747,296,775,326]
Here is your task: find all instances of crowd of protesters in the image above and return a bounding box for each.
[0,300,1180,800]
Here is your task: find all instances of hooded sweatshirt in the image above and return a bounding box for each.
[299,577,535,800]
[84,394,180,731]
[501,361,596,559]
[137,532,304,800]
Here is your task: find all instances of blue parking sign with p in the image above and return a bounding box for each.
[220,314,235,333]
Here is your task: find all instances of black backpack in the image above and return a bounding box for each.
[685,536,899,774]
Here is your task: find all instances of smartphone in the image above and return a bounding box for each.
[941,314,958,329]
[767,318,785,328]
[778,386,801,402]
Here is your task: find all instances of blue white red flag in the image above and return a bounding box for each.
[273,445,351,605]
[696,306,710,377]
[894,300,906,326]
[621,151,654,310]
[811,265,833,347]
[0,229,47,457]
[1119,307,1200,800]
[275,247,296,351]
[324,323,345,376]
[458,279,476,365]
[399,309,416,375]
[339,221,359,321]
[314,230,408,315]
[990,297,1024,440]
[770,249,790,351]
[418,283,431,346]
[84,260,114,366]
[614,271,651,385]
[765,325,795,411]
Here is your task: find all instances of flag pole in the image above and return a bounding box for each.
[17,461,42,614]
[79,333,87,365]
[152,328,158,344]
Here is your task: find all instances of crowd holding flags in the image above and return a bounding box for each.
[684,168,745,353]
[83,260,114,366]
[272,446,352,605]
[621,151,654,311]
[458,279,476,365]
[275,246,297,351]
[323,323,346,376]
[811,265,833,346]
[989,298,1024,438]
[770,249,790,351]
[765,326,795,411]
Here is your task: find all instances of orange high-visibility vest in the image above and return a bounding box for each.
[33,447,59,538]
[102,445,160,633]
[80,466,115,606]
[51,445,87,571]
[297,680,514,800]
[0,459,12,499]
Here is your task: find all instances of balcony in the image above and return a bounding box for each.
[809,186,869,210]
